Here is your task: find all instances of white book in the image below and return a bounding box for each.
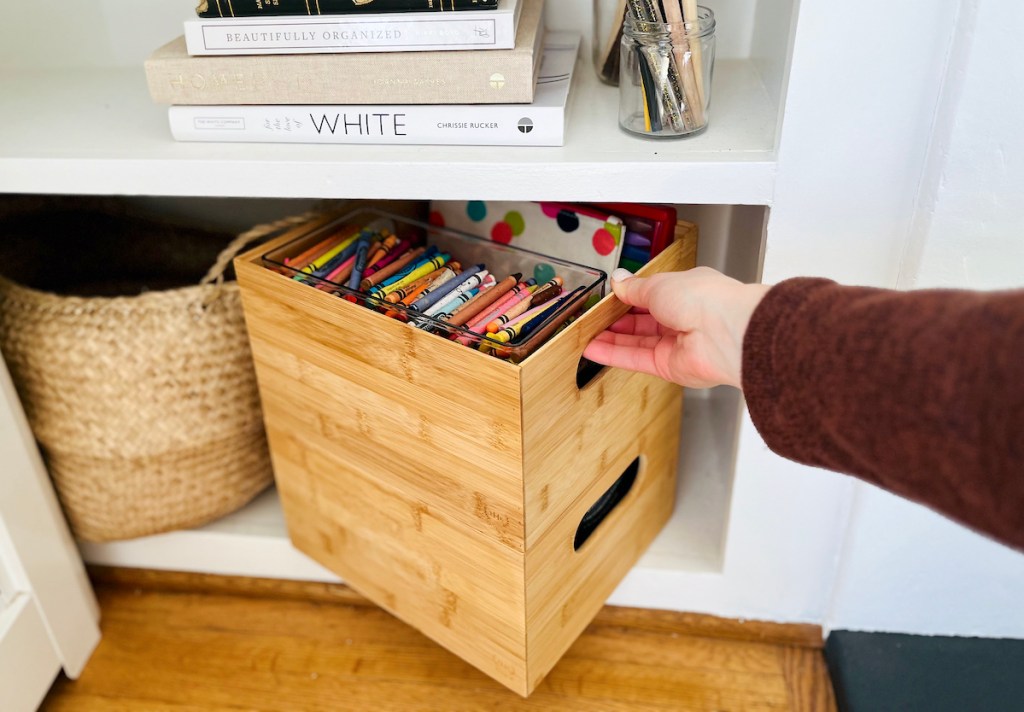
[168,32,580,147]
[184,0,520,55]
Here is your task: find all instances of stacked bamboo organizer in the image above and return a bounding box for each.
[234,220,698,695]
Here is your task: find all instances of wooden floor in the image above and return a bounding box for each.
[42,568,836,711]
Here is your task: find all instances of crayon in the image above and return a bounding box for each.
[384,266,462,318]
[527,277,565,307]
[485,294,537,333]
[304,229,371,281]
[293,231,360,278]
[456,281,536,346]
[359,245,424,290]
[514,286,587,343]
[409,263,484,313]
[364,234,400,269]
[487,301,554,345]
[314,254,356,291]
[294,218,391,276]
[373,251,449,297]
[324,237,381,288]
[419,286,483,328]
[384,262,461,304]
[486,287,584,349]
[422,271,488,317]
[436,274,495,322]
[447,273,521,328]
[361,238,414,280]
[283,223,358,269]
[346,237,372,291]
[366,246,438,296]
[482,283,543,332]
[464,279,536,332]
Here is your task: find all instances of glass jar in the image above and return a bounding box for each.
[618,7,716,138]
[593,0,629,85]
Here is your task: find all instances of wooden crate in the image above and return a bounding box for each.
[234,222,698,696]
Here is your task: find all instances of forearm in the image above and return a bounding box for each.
[742,278,1024,550]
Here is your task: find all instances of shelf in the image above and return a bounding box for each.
[0,60,777,204]
[79,388,740,606]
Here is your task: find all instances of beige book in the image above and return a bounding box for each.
[146,0,544,105]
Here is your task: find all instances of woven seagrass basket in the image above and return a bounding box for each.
[0,206,312,541]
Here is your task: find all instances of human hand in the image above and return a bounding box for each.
[583,266,770,389]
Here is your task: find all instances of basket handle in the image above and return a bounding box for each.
[199,211,323,308]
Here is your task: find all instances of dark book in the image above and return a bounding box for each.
[197,0,498,18]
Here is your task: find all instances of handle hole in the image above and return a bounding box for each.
[574,456,640,551]
[576,356,607,390]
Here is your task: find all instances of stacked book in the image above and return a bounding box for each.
[144,0,580,147]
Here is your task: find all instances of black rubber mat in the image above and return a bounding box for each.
[826,631,1024,712]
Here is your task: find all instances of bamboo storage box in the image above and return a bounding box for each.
[234,214,698,696]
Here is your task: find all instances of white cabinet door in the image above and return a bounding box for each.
[0,358,100,712]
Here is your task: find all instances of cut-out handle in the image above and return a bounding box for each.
[575,356,606,390]
[574,457,641,551]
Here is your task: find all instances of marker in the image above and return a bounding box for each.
[447,273,521,328]
[410,264,484,313]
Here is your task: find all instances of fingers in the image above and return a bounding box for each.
[607,312,670,337]
[593,331,667,350]
[609,268,653,310]
[582,338,662,379]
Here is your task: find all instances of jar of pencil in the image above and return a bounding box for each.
[618,5,716,138]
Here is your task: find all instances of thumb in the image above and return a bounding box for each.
[610,268,652,309]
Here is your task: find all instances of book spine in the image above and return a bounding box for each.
[146,52,534,104]
[168,104,563,146]
[183,14,515,55]
[197,0,498,18]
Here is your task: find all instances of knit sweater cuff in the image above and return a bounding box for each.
[741,278,835,459]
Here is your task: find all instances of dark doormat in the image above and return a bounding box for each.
[826,630,1024,712]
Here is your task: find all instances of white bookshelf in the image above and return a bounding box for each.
[7,0,936,627]
[0,59,776,204]
[0,0,790,615]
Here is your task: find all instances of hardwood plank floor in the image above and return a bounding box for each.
[42,569,836,712]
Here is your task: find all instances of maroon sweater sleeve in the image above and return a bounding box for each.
[742,278,1024,551]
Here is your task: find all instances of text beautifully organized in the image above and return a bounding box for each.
[223,30,404,43]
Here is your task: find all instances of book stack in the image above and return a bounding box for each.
[144,0,581,147]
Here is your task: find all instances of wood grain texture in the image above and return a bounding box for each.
[232,222,700,696]
[43,573,836,712]
[86,566,826,648]
[519,227,698,690]
[236,244,528,692]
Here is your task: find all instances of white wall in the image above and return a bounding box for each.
[828,0,1024,638]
